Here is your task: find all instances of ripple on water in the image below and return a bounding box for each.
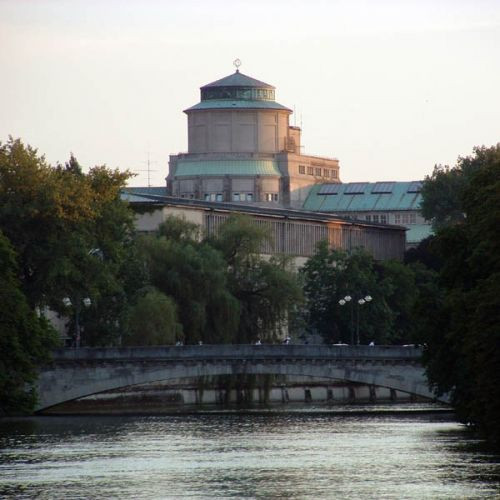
[0,411,499,499]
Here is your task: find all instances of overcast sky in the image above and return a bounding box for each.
[1,0,499,186]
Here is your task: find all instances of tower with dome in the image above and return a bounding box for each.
[167,62,340,208]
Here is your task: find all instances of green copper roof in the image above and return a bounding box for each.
[201,71,274,89]
[187,70,291,112]
[303,181,423,212]
[174,160,281,177]
[185,99,291,112]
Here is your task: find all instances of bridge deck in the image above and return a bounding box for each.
[49,345,422,362]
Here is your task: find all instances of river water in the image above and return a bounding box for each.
[0,408,498,499]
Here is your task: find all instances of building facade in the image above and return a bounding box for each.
[122,190,406,262]
[167,69,340,208]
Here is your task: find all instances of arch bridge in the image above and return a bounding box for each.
[35,345,445,411]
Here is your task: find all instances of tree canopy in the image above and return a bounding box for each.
[301,243,423,345]
[417,144,500,447]
[420,144,500,230]
[0,230,59,414]
[133,214,302,345]
[0,137,136,347]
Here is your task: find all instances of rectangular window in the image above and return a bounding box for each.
[298,165,306,174]
[366,215,371,222]
[394,214,401,224]
[307,166,314,175]
[324,169,330,178]
[373,215,379,223]
[332,170,337,178]
[410,213,416,224]
[246,193,253,201]
[315,167,322,176]
[204,193,210,201]
[273,193,278,202]
[233,193,240,201]
[216,193,223,202]
[380,215,387,224]
[402,214,409,224]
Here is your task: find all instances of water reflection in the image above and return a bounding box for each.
[0,410,498,499]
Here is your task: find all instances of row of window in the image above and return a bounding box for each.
[199,192,278,203]
[232,192,253,202]
[394,213,417,224]
[365,213,417,224]
[366,214,387,224]
[204,193,224,202]
[298,165,338,178]
[201,88,275,101]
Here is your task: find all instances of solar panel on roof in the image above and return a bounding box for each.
[372,182,394,194]
[344,182,367,194]
[318,184,341,195]
[407,181,422,193]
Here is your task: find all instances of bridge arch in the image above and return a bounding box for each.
[35,345,445,411]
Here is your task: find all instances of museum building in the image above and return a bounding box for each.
[125,65,431,257]
[167,67,340,208]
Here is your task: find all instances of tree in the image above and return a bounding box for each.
[421,144,500,447]
[0,138,136,346]
[301,243,420,345]
[209,215,302,343]
[420,144,500,230]
[0,230,59,414]
[124,288,182,346]
[137,217,240,345]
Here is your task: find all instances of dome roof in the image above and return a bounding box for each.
[185,69,291,113]
[201,70,274,89]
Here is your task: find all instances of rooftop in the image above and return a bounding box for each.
[303,181,424,212]
[201,70,274,89]
[121,188,406,233]
[186,69,291,113]
[173,159,282,177]
[184,99,291,112]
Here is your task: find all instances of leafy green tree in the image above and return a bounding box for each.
[0,231,59,414]
[420,144,500,230]
[0,138,136,346]
[124,288,182,346]
[301,243,420,345]
[421,144,500,447]
[376,259,419,344]
[209,215,302,343]
[137,217,240,344]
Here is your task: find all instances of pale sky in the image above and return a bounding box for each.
[1,0,499,186]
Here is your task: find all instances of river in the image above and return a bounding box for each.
[0,407,498,499]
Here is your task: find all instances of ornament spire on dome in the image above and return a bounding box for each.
[233,58,242,73]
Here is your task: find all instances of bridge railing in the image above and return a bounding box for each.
[49,345,423,362]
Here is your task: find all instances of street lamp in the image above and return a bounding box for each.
[356,295,372,345]
[63,296,91,348]
[339,294,372,345]
[338,295,353,344]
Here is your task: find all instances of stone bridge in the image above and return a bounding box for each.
[35,345,445,411]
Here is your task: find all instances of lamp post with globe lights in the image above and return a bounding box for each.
[62,296,91,348]
[356,295,372,345]
[338,295,353,345]
[339,294,373,345]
